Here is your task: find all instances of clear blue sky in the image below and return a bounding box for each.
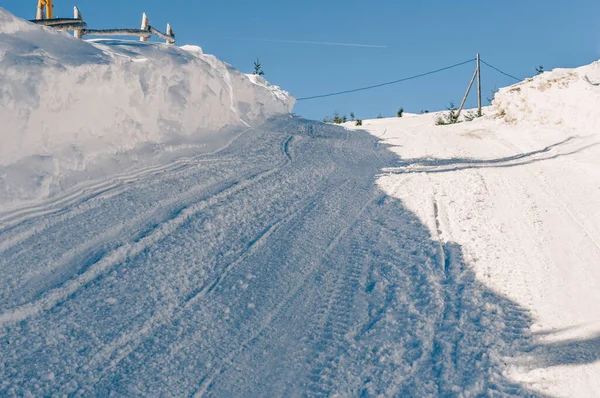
[6,0,600,120]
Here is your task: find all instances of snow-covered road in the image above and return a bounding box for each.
[0,117,541,396]
[359,110,600,397]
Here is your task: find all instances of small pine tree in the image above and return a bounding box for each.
[332,111,342,124]
[355,119,362,126]
[253,58,265,76]
[397,107,404,118]
[350,112,355,121]
[487,85,499,104]
[342,115,347,123]
[377,113,384,119]
[435,101,459,126]
[535,65,544,75]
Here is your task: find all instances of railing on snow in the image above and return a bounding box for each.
[29,7,175,44]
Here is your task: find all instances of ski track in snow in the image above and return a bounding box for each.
[0,117,543,397]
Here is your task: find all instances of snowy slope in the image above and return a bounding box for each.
[0,8,293,206]
[348,62,600,397]
[2,6,600,396]
[0,115,551,397]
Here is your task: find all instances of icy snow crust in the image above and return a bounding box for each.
[0,8,294,206]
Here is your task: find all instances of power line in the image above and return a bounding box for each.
[480,59,522,82]
[296,58,476,101]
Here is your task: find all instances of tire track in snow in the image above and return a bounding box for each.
[187,130,384,395]
[65,135,300,393]
[303,242,369,396]
[191,180,361,396]
[1,170,249,311]
[190,189,336,397]
[294,193,383,397]
[432,194,447,273]
[0,157,236,257]
[283,135,295,161]
[424,181,532,395]
[0,135,294,327]
[0,127,251,243]
[185,176,324,309]
[494,137,600,254]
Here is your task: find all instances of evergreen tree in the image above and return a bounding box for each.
[397,107,404,118]
[535,65,544,75]
[253,58,265,76]
[487,85,499,104]
[435,101,459,125]
[333,111,342,124]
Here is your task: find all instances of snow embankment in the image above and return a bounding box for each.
[0,8,294,205]
[493,60,600,133]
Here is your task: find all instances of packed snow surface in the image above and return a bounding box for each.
[2,7,600,397]
[345,61,600,397]
[0,8,293,206]
[2,115,546,397]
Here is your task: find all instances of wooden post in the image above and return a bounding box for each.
[456,67,478,119]
[166,23,173,44]
[140,13,149,42]
[73,6,83,39]
[477,53,482,116]
[36,0,53,20]
[47,0,54,19]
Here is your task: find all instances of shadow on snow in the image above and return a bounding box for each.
[383,135,598,174]
[1,115,586,397]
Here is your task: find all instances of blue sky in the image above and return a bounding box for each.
[6,0,600,120]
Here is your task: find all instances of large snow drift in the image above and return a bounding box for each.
[0,8,294,205]
[493,60,600,132]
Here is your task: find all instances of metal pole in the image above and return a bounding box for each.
[477,53,482,116]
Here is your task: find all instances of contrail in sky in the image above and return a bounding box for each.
[226,37,387,49]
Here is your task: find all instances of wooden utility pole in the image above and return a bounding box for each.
[456,66,478,119]
[477,53,482,116]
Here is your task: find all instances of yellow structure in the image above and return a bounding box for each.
[36,0,54,20]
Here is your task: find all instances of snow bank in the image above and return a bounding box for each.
[493,60,600,133]
[0,8,294,204]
